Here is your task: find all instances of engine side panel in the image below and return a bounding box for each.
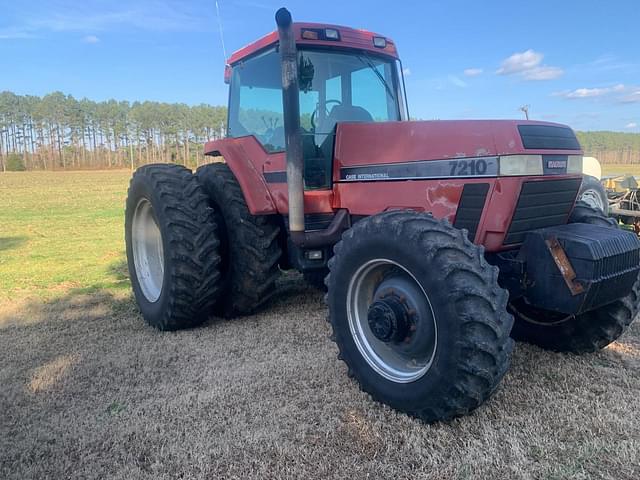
[335,174,583,252]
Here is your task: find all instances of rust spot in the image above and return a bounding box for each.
[546,236,584,296]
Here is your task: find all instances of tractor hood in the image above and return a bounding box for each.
[334,120,582,181]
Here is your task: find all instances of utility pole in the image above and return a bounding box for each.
[519,105,530,120]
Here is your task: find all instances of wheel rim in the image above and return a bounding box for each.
[346,259,437,383]
[132,198,164,302]
[580,188,605,212]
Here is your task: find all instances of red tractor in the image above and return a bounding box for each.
[125,8,640,422]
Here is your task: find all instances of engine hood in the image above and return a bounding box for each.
[334,120,582,173]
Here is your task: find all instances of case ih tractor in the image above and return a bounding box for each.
[125,8,640,422]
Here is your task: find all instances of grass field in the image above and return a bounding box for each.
[602,163,640,176]
[1,170,639,479]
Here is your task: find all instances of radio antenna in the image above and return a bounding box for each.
[215,0,228,63]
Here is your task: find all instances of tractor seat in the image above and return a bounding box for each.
[316,105,373,159]
[318,105,373,135]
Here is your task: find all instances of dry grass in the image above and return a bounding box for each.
[1,171,640,479]
[1,281,639,480]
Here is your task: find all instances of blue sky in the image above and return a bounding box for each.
[1,0,638,131]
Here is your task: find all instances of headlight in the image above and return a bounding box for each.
[499,155,543,176]
[567,155,583,174]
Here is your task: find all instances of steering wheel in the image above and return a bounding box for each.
[311,99,342,131]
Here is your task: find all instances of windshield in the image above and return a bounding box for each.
[297,49,403,135]
[228,48,405,148]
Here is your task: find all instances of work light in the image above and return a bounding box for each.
[373,37,387,48]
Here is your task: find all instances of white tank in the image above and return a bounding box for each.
[583,156,602,180]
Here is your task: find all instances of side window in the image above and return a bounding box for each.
[228,49,285,152]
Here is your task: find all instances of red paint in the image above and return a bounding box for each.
[226,22,398,67]
[205,121,583,252]
[204,136,277,214]
[334,120,582,171]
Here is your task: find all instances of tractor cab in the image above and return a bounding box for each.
[225,24,407,188]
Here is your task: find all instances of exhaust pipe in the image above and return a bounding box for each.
[275,8,305,239]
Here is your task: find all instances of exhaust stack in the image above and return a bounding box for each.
[275,8,305,237]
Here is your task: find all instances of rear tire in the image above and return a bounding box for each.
[326,211,514,422]
[509,201,639,352]
[196,163,282,317]
[125,164,221,330]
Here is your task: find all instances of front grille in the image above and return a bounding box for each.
[504,178,581,245]
[454,183,490,242]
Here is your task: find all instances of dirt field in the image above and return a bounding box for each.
[1,171,639,479]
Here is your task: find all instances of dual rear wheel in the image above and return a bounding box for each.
[125,163,281,329]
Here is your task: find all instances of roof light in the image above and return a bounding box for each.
[325,28,340,40]
[301,29,319,40]
[373,36,386,48]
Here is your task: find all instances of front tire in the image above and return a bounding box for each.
[326,211,514,422]
[125,164,221,330]
[578,175,609,215]
[510,201,639,352]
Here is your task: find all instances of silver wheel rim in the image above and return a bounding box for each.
[580,188,604,212]
[346,259,437,383]
[132,198,164,302]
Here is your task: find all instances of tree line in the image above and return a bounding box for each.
[1,90,638,171]
[0,91,227,172]
[575,131,640,164]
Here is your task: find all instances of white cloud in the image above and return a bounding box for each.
[83,35,100,43]
[448,75,467,88]
[626,122,638,129]
[497,49,543,75]
[621,88,640,103]
[522,66,564,80]
[402,67,411,76]
[554,84,637,102]
[558,86,618,99]
[497,49,563,81]
[0,27,37,40]
[463,68,483,77]
[2,1,210,39]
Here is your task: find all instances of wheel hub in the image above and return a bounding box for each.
[367,297,410,343]
[346,260,438,383]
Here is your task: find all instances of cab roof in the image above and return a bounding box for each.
[226,22,399,66]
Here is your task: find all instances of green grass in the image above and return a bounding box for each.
[601,163,640,176]
[0,171,132,304]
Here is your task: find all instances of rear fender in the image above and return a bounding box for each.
[204,136,277,215]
